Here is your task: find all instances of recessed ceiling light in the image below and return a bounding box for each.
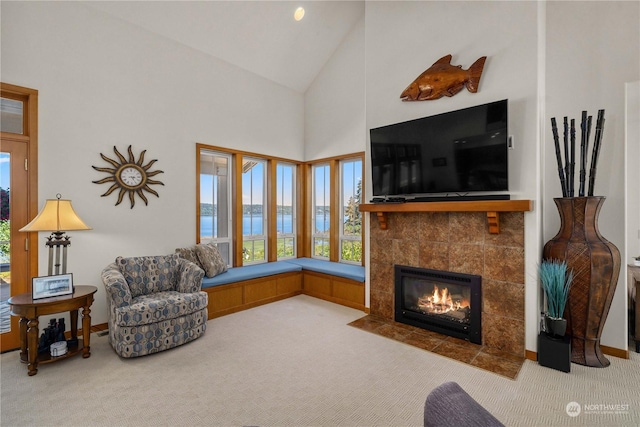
[294,7,305,21]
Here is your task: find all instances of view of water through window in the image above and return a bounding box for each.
[200,214,329,237]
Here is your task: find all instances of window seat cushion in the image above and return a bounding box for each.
[201,261,302,289]
[284,258,365,282]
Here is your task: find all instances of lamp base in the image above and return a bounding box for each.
[46,232,71,276]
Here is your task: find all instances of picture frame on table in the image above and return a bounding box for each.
[32,273,74,300]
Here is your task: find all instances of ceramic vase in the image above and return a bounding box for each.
[543,196,620,367]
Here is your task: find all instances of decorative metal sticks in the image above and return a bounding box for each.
[550,109,605,197]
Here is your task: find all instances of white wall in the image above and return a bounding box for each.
[544,1,640,350]
[364,1,541,350]
[1,2,304,325]
[304,16,366,160]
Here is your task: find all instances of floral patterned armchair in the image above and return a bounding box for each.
[101,254,208,358]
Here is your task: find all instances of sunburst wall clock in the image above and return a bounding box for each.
[92,145,164,208]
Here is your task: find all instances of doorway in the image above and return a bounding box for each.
[0,83,38,352]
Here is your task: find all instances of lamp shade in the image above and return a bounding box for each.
[19,197,91,232]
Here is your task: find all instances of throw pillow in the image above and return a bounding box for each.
[175,246,203,269]
[194,243,228,278]
[116,255,180,298]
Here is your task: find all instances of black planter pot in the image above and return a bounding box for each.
[545,316,567,338]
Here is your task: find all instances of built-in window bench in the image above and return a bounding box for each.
[285,258,366,311]
[202,258,365,318]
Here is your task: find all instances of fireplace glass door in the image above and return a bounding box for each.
[403,278,472,325]
[395,265,482,344]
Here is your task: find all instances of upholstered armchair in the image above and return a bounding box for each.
[101,254,208,358]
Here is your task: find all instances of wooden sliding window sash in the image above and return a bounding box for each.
[232,154,243,267]
[267,160,277,263]
[329,159,339,262]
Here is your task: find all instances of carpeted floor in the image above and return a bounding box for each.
[1,295,639,426]
[348,315,524,379]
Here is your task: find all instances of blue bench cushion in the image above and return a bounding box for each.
[284,258,365,282]
[201,261,301,288]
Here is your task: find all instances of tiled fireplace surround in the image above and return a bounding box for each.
[368,210,525,357]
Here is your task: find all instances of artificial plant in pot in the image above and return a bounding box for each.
[539,259,573,338]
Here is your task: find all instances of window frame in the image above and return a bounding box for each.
[196,144,304,268]
[240,156,268,265]
[305,153,365,265]
[339,157,363,265]
[275,161,297,260]
[0,96,25,135]
[197,148,233,266]
[196,144,363,267]
[310,162,331,260]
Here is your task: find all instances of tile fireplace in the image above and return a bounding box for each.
[367,209,527,357]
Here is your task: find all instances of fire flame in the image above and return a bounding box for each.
[418,285,463,314]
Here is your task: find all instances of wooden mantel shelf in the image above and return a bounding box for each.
[359,200,533,234]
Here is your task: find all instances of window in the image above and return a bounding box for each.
[199,150,232,266]
[276,162,296,259]
[340,158,362,264]
[197,144,362,268]
[307,153,364,264]
[241,157,267,264]
[0,97,23,134]
[311,163,330,259]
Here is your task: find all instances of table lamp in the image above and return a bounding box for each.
[19,194,91,275]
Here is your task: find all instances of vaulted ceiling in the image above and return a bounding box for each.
[86,1,365,93]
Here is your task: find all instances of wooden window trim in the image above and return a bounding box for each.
[338,156,365,265]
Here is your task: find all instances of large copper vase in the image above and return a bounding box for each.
[543,197,620,367]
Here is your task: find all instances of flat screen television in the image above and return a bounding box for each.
[369,99,509,200]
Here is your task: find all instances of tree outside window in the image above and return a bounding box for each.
[340,159,362,263]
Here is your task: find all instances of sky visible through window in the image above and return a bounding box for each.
[0,154,9,189]
[342,160,362,205]
[200,162,359,206]
[243,161,264,206]
[200,168,294,205]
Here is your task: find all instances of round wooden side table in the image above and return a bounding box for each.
[8,285,97,376]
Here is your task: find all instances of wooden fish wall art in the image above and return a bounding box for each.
[400,54,487,101]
